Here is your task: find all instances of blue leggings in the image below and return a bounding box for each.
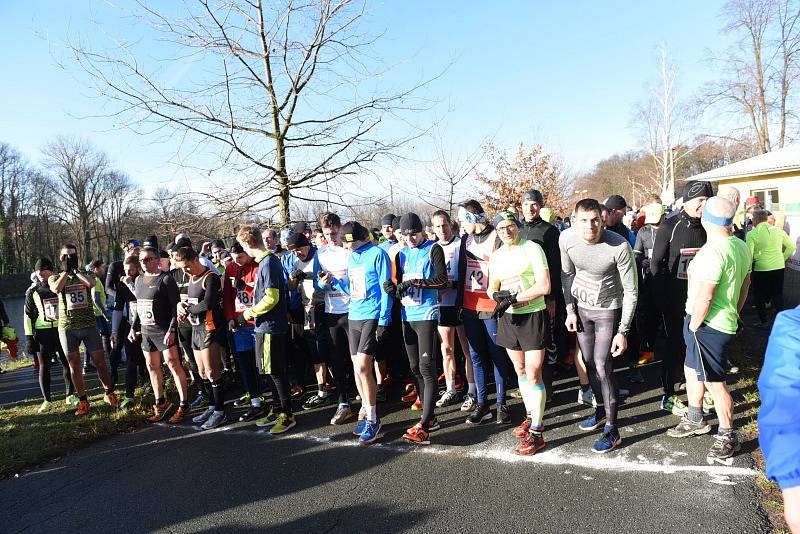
[463,316,508,407]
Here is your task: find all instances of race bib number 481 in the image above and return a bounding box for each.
[400,273,423,307]
[65,284,89,311]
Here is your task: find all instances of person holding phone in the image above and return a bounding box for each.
[559,199,638,453]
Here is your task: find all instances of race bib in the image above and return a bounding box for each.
[677,248,700,280]
[65,284,89,311]
[444,249,457,282]
[349,267,367,301]
[187,297,200,326]
[43,297,59,322]
[137,298,156,326]
[571,274,601,307]
[501,275,525,309]
[465,259,489,294]
[235,290,253,312]
[400,273,423,307]
[305,304,316,330]
[328,268,348,299]
[645,247,653,259]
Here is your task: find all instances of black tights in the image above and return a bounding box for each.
[325,313,353,405]
[403,320,438,429]
[576,307,621,426]
[36,329,73,401]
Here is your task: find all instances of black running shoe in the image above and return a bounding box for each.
[466,404,492,425]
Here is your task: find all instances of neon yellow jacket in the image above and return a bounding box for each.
[746,222,796,271]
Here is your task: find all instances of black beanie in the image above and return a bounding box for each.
[381,213,396,226]
[34,257,54,271]
[399,212,424,234]
[341,221,369,242]
[143,235,159,250]
[521,189,544,204]
[683,181,714,201]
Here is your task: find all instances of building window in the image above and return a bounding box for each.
[752,188,781,210]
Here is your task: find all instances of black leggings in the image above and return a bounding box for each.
[35,328,73,401]
[753,268,785,322]
[178,325,201,384]
[325,312,353,404]
[403,320,438,428]
[110,320,147,398]
[576,307,621,426]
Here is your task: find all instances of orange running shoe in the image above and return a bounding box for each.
[148,401,173,423]
[411,398,422,411]
[513,417,532,438]
[104,392,120,409]
[291,386,303,399]
[168,405,187,424]
[402,423,430,445]
[515,432,546,456]
[638,351,655,365]
[74,399,90,416]
[401,388,418,403]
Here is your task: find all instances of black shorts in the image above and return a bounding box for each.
[438,306,462,327]
[191,327,226,351]
[683,315,734,382]
[33,328,61,355]
[348,319,378,357]
[255,331,287,375]
[496,309,549,351]
[141,330,174,353]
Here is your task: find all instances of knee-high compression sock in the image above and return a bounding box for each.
[528,382,547,432]
[202,379,213,401]
[210,379,224,412]
[518,376,533,417]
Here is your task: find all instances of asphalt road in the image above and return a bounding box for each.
[0,358,769,534]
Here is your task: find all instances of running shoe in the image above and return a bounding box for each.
[330,404,353,425]
[168,406,187,424]
[74,399,89,417]
[148,401,172,423]
[515,432,546,456]
[352,418,368,436]
[411,398,422,411]
[638,351,655,365]
[37,400,52,414]
[65,394,80,407]
[201,411,227,430]
[436,390,460,407]
[104,392,120,409]
[592,427,622,453]
[376,385,387,403]
[358,419,381,444]
[192,406,216,424]
[291,386,304,399]
[706,432,741,465]
[401,388,418,403]
[270,413,296,434]
[255,407,279,427]
[619,388,630,402]
[497,404,511,424]
[578,410,607,431]
[303,393,334,410]
[239,405,265,422]
[460,393,477,412]
[120,397,135,410]
[233,393,250,407]
[667,416,711,438]
[466,404,492,425]
[427,417,441,431]
[513,417,532,438]
[660,395,688,416]
[627,369,645,384]
[437,373,446,385]
[703,392,715,414]
[190,392,207,409]
[403,423,430,445]
[577,387,596,407]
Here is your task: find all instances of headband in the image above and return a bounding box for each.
[702,203,734,227]
[458,206,486,225]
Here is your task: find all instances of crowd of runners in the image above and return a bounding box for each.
[3,182,798,484]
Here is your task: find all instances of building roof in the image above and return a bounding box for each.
[691,143,800,182]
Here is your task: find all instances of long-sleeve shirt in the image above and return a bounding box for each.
[559,227,638,336]
[222,260,259,323]
[331,242,392,326]
[245,249,288,335]
[24,283,59,334]
[519,217,562,302]
[746,222,796,272]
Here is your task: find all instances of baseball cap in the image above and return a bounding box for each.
[603,195,627,211]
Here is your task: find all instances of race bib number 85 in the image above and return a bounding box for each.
[65,284,89,311]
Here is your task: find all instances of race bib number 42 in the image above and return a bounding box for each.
[465,259,489,294]
[571,275,601,307]
[349,267,366,301]
[65,284,89,311]
[677,248,700,280]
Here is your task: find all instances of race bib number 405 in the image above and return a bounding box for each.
[137,298,156,326]
[465,259,489,294]
[677,248,700,280]
[65,284,89,311]
[571,275,601,307]
[349,267,366,301]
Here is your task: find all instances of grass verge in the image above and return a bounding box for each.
[0,355,36,371]
[0,391,150,479]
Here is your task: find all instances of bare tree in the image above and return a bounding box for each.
[97,171,141,260]
[0,143,26,274]
[68,0,434,226]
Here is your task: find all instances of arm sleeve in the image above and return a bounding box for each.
[617,243,639,334]
[164,275,180,332]
[377,250,392,326]
[130,279,140,331]
[454,239,467,310]
[24,290,36,335]
[782,230,796,262]
[559,235,577,313]
[746,232,756,259]
[111,309,123,334]
[650,222,671,276]
[105,262,122,295]
[249,259,282,316]
[411,244,449,289]
[222,269,235,320]
[543,227,562,297]
[187,272,220,314]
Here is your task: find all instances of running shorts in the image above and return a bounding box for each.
[496,309,548,352]
[683,315,734,382]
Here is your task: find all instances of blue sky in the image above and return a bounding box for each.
[0,1,732,195]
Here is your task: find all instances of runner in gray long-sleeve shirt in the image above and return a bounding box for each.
[559,198,638,454]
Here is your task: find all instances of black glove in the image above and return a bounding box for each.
[383,280,397,296]
[66,254,79,272]
[290,269,307,281]
[492,290,512,303]
[396,281,414,295]
[492,297,514,319]
[375,325,387,343]
[235,278,246,290]
[60,257,72,274]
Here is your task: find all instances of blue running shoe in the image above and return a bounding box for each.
[358,419,381,444]
[592,427,622,453]
[190,393,208,409]
[578,409,607,431]
[352,418,368,437]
